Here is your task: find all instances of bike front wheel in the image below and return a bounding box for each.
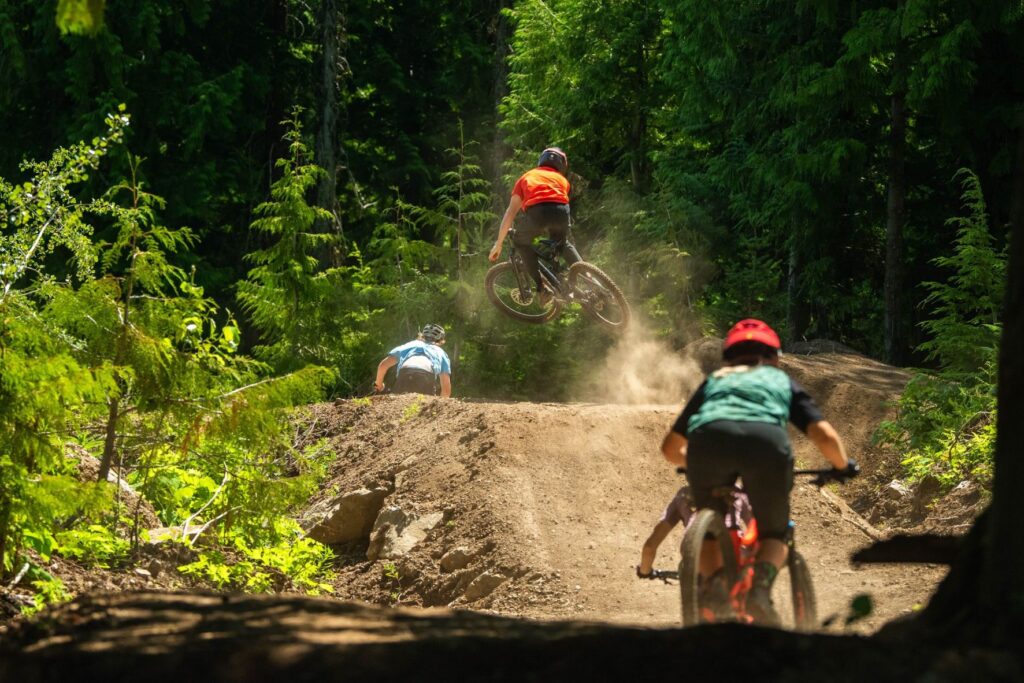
[678,508,738,626]
[484,261,562,324]
[566,262,630,329]
[787,550,818,631]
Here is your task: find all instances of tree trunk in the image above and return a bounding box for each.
[0,497,12,578]
[629,0,651,192]
[981,118,1024,626]
[490,0,511,193]
[97,397,119,483]
[263,0,289,188]
[912,120,1024,644]
[787,241,809,341]
[315,0,343,261]
[883,88,907,365]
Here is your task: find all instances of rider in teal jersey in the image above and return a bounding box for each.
[660,319,858,625]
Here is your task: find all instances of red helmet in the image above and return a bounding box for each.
[723,319,781,354]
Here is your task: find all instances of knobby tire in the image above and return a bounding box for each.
[566,262,630,329]
[678,508,737,627]
[788,550,818,631]
[484,261,562,324]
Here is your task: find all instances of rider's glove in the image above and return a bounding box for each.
[840,456,860,479]
[636,566,653,580]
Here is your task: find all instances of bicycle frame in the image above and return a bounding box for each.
[507,234,581,297]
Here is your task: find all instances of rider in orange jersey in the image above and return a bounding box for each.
[489,147,579,307]
[660,319,858,625]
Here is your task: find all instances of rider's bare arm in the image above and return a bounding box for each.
[661,430,688,467]
[439,372,452,398]
[375,355,397,391]
[639,519,674,575]
[489,194,523,262]
[806,419,849,470]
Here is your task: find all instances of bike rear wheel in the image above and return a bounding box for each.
[787,550,818,631]
[566,262,630,329]
[678,508,738,626]
[484,261,562,324]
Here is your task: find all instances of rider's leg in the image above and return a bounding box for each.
[731,421,794,627]
[511,220,544,292]
[540,204,576,267]
[686,428,738,581]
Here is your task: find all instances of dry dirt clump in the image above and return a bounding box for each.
[300,355,949,632]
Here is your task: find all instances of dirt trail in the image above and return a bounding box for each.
[302,351,947,633]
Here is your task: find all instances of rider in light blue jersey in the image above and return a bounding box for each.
[374,324,452,397]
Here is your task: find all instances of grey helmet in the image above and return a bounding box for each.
[421,323,446,344]
[537,147,568,176]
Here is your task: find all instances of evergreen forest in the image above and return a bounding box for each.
[0,0,1020,626]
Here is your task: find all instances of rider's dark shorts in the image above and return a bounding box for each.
[513,202,571,243]
[393,368,437,395]
[686,419,793,540]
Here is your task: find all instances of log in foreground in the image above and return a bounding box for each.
[1,591,1018,682]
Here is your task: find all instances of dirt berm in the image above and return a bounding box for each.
[299,350,946,633]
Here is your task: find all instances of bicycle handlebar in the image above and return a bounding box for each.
[675,466,857,486]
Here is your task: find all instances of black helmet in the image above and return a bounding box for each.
[537,147,568,175]
[421,323,445,343]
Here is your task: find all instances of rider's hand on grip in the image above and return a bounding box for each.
[636,566,652,580]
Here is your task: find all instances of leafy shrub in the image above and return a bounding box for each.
[877,170,1004,489]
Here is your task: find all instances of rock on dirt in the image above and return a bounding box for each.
[366,507,443,561]
[305,487,390,545]
[440,547,473,573]
[885,480,912,501]
[464,572,507,601]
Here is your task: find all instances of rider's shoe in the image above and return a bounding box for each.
[698,569,733,622]
[745,562,781,627]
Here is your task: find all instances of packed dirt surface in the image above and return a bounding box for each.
[295,349,951,633]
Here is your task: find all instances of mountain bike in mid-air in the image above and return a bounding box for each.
[669,467,856,630]
[485,233,630,330]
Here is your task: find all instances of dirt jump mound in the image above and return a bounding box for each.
[299,350,946,632]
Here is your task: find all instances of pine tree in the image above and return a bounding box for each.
[237,110,335,372]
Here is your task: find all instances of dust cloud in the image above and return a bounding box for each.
[577,322,707,406]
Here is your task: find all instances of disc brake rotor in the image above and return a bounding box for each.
[510,288,534,306]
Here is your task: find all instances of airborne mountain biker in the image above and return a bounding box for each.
[660,319,858,625]
[488,147,581,307]
[374,324,452,398]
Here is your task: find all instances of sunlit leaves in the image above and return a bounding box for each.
[55,0,105,35]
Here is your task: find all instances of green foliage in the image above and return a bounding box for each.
[877,170,1004,488]
[0,114,128,576]
[55,0,105,35]
[918,171,1006,377]
[55,524,131,568]
[23,568,72,616]
[179,519,334,594]
[2,115,336,604]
